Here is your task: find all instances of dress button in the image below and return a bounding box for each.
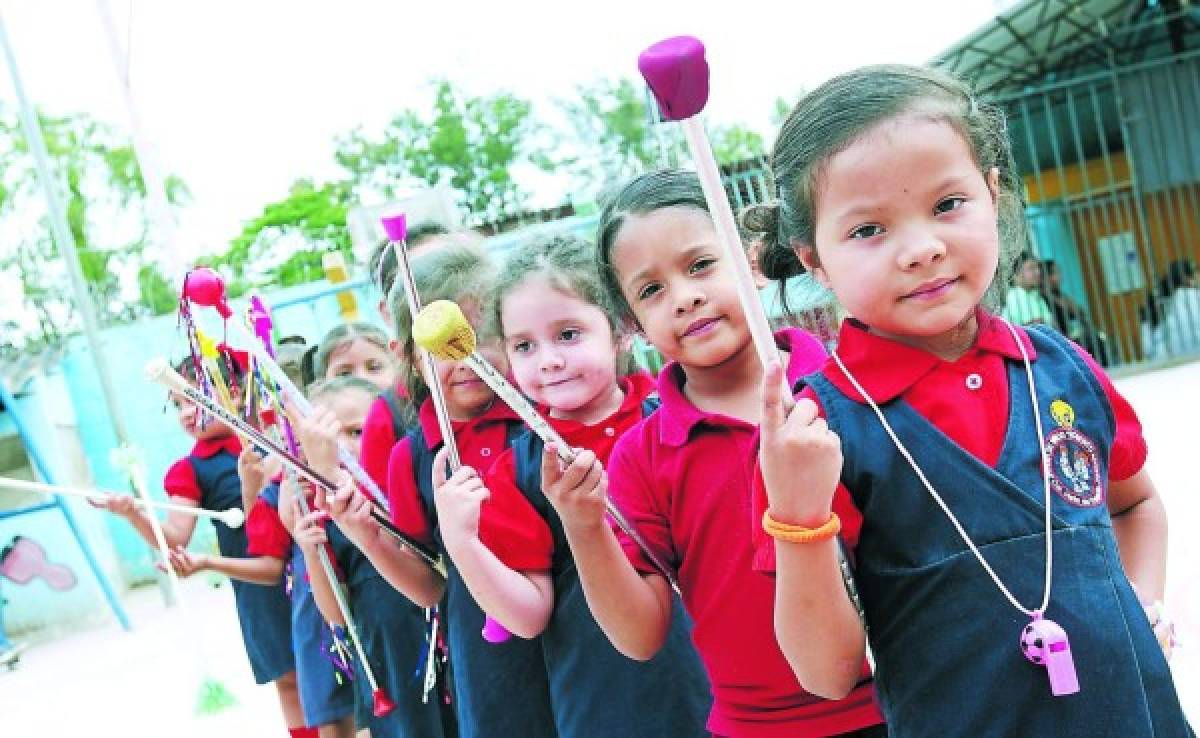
[480,447,491,457]
[965,373,983,390]
[604,427,616,437]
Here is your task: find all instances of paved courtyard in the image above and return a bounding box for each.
[0,362,1197,736]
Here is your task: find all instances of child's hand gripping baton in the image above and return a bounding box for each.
[144,358,447,579]
[380,214,512,645]
[413,300,682,596]
[0,476,245,528]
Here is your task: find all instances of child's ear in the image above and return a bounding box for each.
[986,166,1000,205]
[791,239,832,290]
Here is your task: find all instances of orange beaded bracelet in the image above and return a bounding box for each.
[762,510,841,544]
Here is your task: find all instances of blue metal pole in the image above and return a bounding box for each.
[0,379,131,630]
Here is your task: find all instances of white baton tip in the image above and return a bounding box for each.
[219,507,246,528]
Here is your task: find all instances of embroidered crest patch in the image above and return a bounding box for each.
[1043,399,1105,507]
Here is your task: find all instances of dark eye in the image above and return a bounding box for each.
[849,224,885,240]
[689,257,716,274]
[637,282,662,301]
[349,428,363,439]
[366,360,383,371]
[511,340,532,354]
[335,367,352,377]
[935,196,965,215]
[559,328,581,342]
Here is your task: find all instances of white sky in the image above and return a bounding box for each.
[0,0,1006,328]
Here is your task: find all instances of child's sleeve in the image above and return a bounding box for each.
[385,438,434,546]
[478,451,554,572]
[750,388,864,574]
[606,433,676,577]
[245,497,291,559]
[1072,345,1148,481]
[163,458,201,503]
[360,396,397,496]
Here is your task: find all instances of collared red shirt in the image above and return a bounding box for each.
[478,372,657,572]
[360,383,412,497]
[752,310,1148,573]
[246,496,291,560]
[386,396,521,546]
[162,434,242,503]
[607,328,882,738]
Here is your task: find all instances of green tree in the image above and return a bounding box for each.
[335,79,551,227]
[0,108,187,349]
[709,124,766,165]
[206,179,353,291]
[558,77,667,193]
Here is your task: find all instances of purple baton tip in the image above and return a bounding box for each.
[380,213,407,242]
[637,36,710,121]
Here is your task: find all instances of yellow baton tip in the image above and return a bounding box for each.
[413,300,477,360]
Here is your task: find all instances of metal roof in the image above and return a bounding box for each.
[932,0,1200,98]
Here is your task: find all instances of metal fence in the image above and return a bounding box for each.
[998,50,1200,369]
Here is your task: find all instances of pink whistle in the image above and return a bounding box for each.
[637,36,710,121]
[1020,616,1080,696]
[481,615,513,644]
[380,213,407,242]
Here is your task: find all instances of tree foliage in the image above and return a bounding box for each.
[335,79,552,227]
[0,108,187,350]
[559,77,666,192]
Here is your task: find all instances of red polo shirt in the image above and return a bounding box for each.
[386,396,522,545]
[246,497,291,560]
[607,329,883,738]
[752,311,1148,573]
[162,434,242,503]
[361,383,411,497]
[478,372,657,572]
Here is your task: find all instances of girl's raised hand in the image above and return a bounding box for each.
[758,361,843,525]
[317,471,377,550]
[541,445,607,533]
[289,401,341,478]
[88,494,139,519]
[431,446,489,548]
[237,447,270,496]
[293,498,330,551]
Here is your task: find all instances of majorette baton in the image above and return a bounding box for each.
[638,36,788,398]
[0,476,245,528]
[180,271,389,509]
[144,358,447,579]
[380,214,513,645]
[413,300,682,596]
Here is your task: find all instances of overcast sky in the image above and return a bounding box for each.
[0,0,1006,330]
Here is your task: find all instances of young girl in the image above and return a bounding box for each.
[748,64,1193,737]
[94,355,306,737]
[292,378,451,738]
[432,232,712,737]
[322,243,557,738]
[535,169,885,738]
[361,225,483,497]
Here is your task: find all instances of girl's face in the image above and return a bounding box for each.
[314,389,374,459]
[501,276,623,424]
[1015,259,1042,289]
[325,337,396,392]
[414,301,504,421]
[610,207,751,369]
[171,389,234,441]
[798,117,1000,354]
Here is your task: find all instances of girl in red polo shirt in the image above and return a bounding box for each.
[431,231,712,737]
[319,243,557,738]
[530,169,884,738]
[749,64,1191,738]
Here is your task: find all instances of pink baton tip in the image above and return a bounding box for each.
[183,267,232,318]
[380,213,407,242]
[481,616,513,644]
[637,35,710,121]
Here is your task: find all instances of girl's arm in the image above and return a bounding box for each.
[758,362,865,699]
[320,476,445,608]
[541,444,674,660]
[94,496,198,550]
[166,546,284,585]
[293,504,347,627]
[1109,468,1168,601]
[433,447,553,638]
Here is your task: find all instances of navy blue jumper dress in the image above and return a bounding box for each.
[259,483,355,727]
[409,420,559,738]
[506,396,713,738]
[808,326,1193,738]
[187,448,293,684]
